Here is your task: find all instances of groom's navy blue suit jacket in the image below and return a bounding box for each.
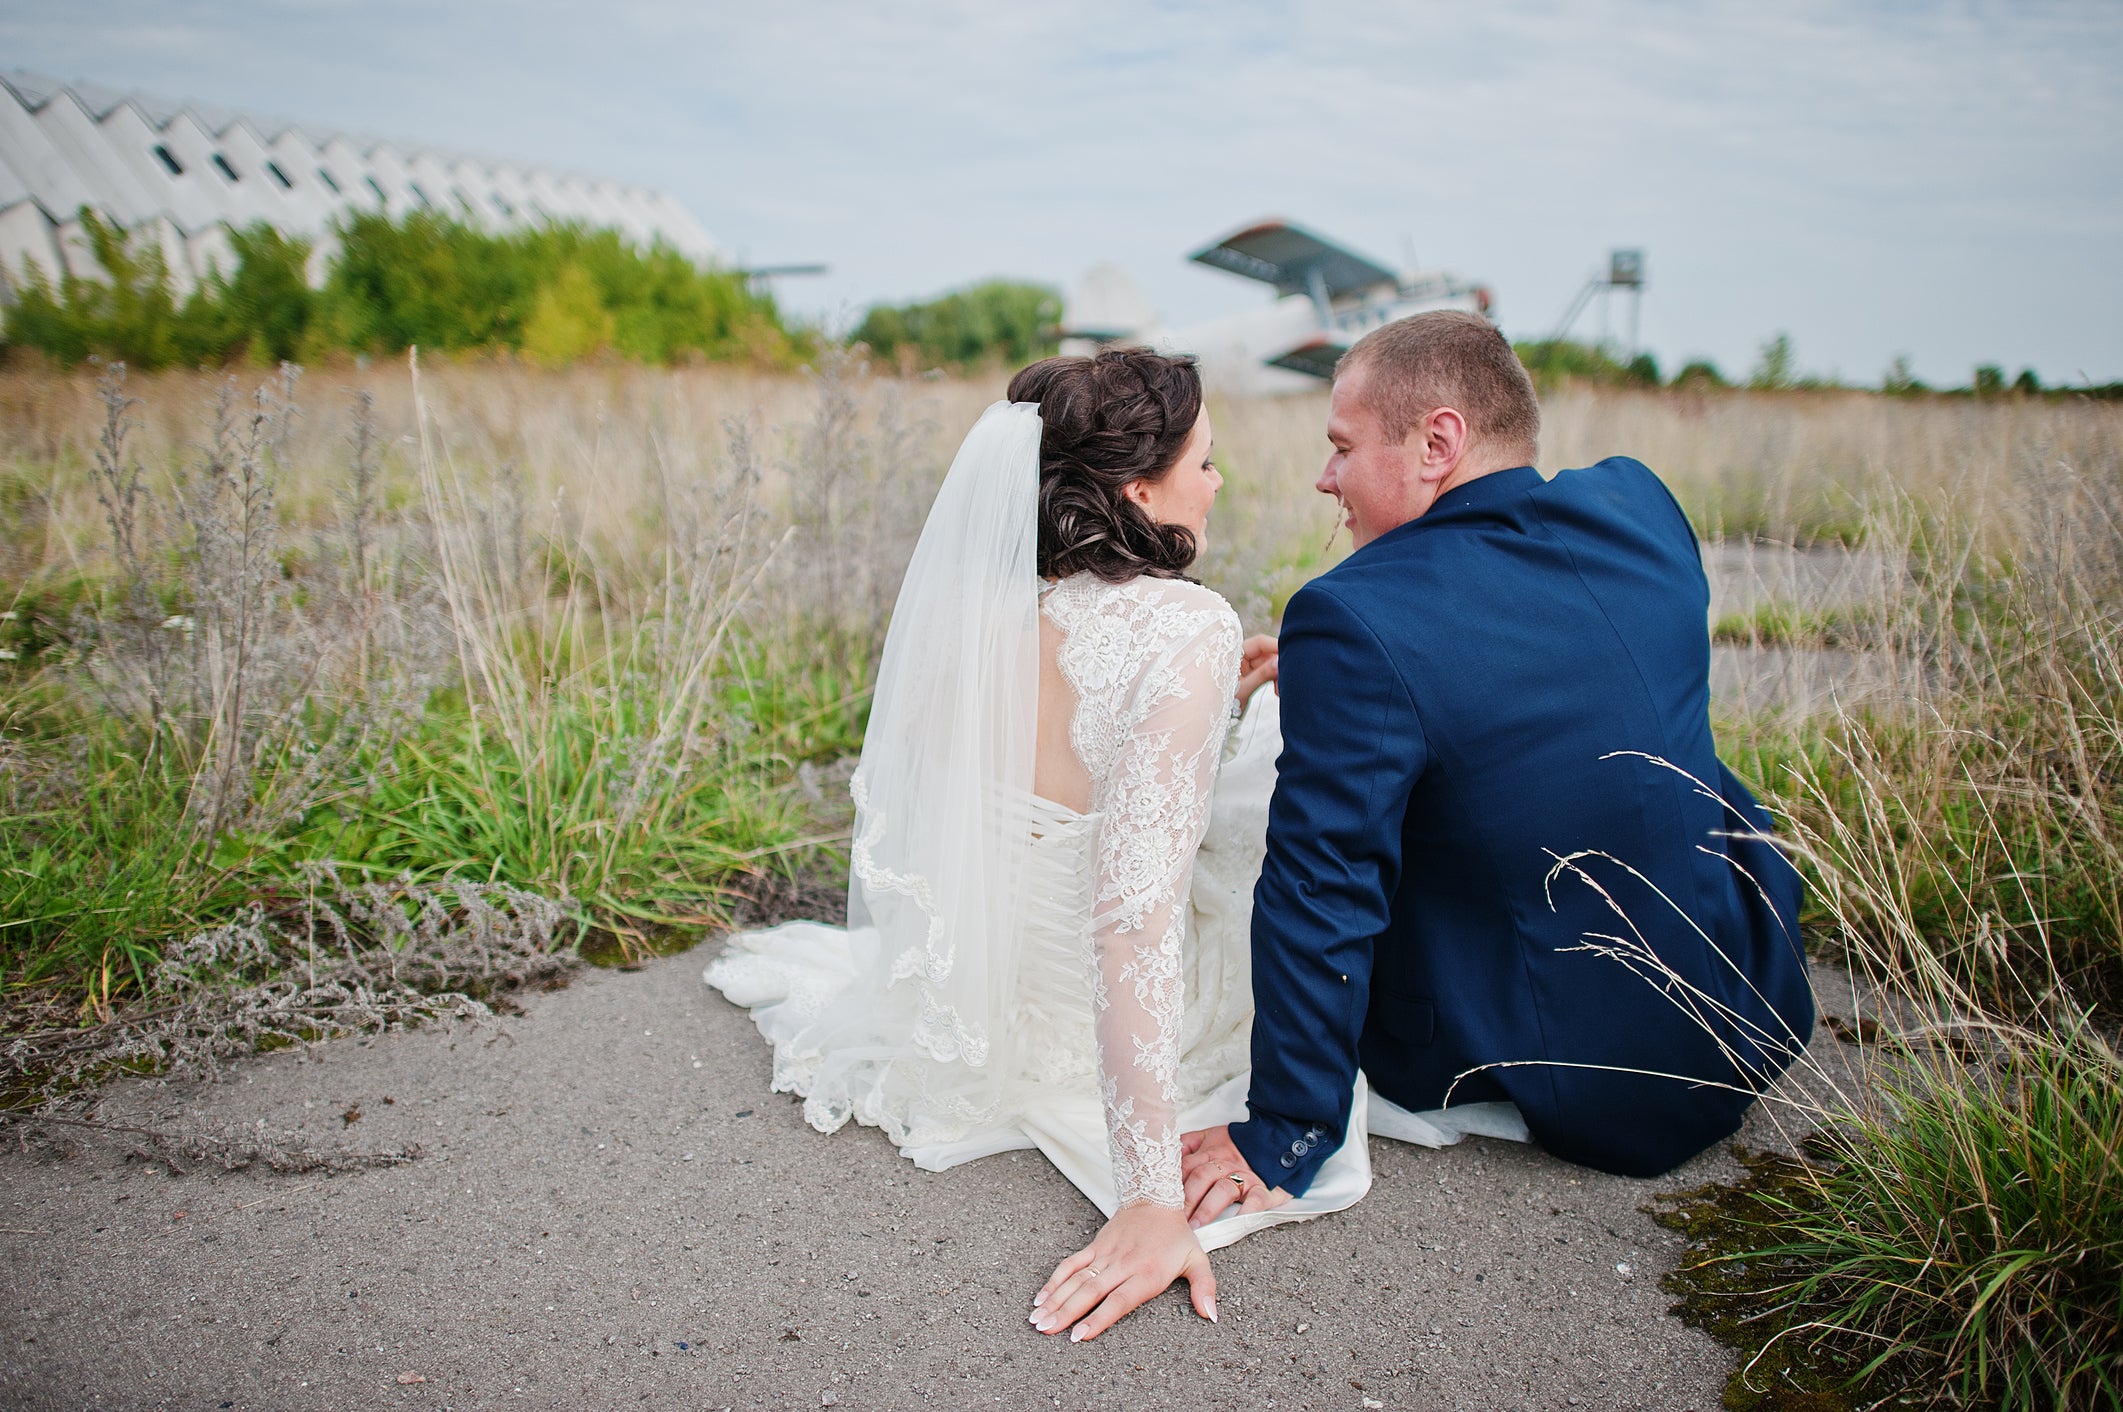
[1228,458,1814,1193]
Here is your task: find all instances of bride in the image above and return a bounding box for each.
[705,349,1376,1341]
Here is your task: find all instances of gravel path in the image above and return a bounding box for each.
[0,945,1859,1412]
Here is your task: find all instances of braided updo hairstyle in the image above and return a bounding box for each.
[1006,347,1205,583]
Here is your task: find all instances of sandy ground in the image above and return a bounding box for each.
[0,946,1860,1412]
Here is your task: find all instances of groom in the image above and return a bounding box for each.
[1182,312,1814,1224]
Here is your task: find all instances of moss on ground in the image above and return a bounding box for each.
[1652,1146,1918,1411]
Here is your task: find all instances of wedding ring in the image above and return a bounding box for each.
[1086,1265,1101,1278]
[1228,1174,1248,1192]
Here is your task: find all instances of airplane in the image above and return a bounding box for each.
[1061,218,1494,395]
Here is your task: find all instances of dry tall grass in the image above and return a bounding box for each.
[15,362,2113,624]
[0,359,994,598]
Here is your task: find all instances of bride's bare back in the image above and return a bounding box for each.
[1034,608,1093,815]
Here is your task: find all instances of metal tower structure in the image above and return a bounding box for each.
[1547,249,1645,357]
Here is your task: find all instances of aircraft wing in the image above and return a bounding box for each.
[1263,334,1348,380]
[1189,220,1397,300]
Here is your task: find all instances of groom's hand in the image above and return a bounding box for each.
[1181,1125,1289,1228]
[1235,635,1280,709]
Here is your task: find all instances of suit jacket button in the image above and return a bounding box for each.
[1279,1155,1297,1169]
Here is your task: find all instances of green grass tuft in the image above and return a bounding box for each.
[1659,1029,2123,1410]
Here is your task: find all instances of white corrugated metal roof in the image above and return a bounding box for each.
[0,68,723,292]
[0,83,95,219]
[0,200,61,295]
[0,150,31,211]
[0,72,60,107]
[64,91,187,228]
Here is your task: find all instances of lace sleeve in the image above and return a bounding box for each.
[1086,605,1240,1208]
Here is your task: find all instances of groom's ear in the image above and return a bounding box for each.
[1416,406,1471,480]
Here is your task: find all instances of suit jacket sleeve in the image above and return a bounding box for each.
[1228,581,1426,1195]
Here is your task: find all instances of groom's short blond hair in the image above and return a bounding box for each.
[1337,311,1540,465]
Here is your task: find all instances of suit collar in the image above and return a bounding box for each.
[1357,464,1542,556]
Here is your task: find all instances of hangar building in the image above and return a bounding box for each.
[0,69,720,298]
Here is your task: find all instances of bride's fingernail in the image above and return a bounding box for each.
[1069,1325,1086,1343]
[1032,1292,1045,1308]
[1035,1316,1054,1332]
[1206,1298,1219,1323]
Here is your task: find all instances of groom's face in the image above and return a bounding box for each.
[1320,367,1420,549]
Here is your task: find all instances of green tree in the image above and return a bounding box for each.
[853,281,1061,372]
[195,224,315,364]
[314,210,524,353]
[2,209,184,367]
[1672,358,1728,390]
[1973,364,2006,397]
[2012,368,2042,395]
[1512,339,1631,388]
[522,261,616,367]
[1882,353,1926,396]
[1749,332,1795,390]
[313,213,789,365]
[4,208,799,370]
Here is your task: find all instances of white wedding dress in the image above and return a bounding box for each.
[704,403,1524,1254]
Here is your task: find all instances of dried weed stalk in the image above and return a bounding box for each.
[74,366,453,847]
[768,349,934,649]
[3,873,576,1112]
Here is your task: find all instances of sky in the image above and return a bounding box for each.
[5,0,2120,386]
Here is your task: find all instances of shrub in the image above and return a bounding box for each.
[1672,357,1728,389]
[200,224,316,364]
[521,261,616,367]
[1514,340,1665,390]
[2,211,187,368]
[1882,353,1928,395]
[1512,338,1631,388]
[2,210,800,371]
[852,280,1060,372]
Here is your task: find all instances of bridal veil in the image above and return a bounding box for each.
[711,401,1047,1161]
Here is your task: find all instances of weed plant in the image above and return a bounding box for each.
[0,357,888,1053]
[2,866,576,1111]
[1656,765,2122,1408]
[1659,451,2123,1407]
[1727,462,2123,1008]
[0,696,238,1010]
[318,352,816,933]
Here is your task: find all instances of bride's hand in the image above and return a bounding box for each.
[1236,634,1279,709]
[1030,1201,1217,1343]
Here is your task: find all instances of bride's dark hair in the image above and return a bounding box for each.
[1007,347,1204,583]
